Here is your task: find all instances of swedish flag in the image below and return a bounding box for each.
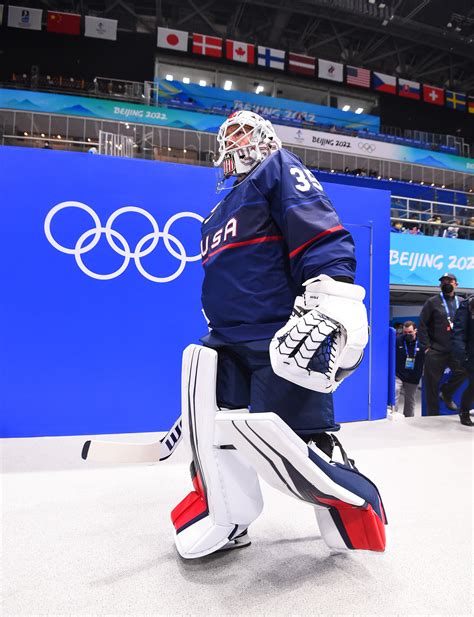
[445,90,466,111]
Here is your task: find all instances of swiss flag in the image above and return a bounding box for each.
[47,11,81,35]
[192,33,222,57]
[226,39,255,64]
[422,84,444,106]
[157,27,188,51]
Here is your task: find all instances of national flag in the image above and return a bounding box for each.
[84,16,117,40]
[372,71,396,94]
[422,84,444,106]
[226,39,254,64]
[257,46,285,70]
[398,78,420,100]
[346,66,371,88]
[445,90,466,111]
[157,27,188,51]
[7,5,42,30]
[469,97,474,114]
[0,5,4,25]
[192,33,222,58]
[318,59,343,82]
[288,53,315,76]
[47,11,80,35]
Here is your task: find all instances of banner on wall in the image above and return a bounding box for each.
[389,234,474,287]
[154,79,379,130]
[275,124,474,175]
[2,88,473,175]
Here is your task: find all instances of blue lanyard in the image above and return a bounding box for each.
[403,339,419,358]
[439,293,459,324]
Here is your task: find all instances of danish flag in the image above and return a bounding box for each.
[192,33,222,57]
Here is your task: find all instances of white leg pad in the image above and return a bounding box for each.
[216,412,387,552]
[171,345,264,559]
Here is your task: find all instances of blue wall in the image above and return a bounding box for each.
[0,147,390,437]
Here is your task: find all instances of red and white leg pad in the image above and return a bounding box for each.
[171,345,263,559]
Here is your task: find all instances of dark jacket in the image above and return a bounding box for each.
[395,334,424,384]
[418,293,462,353]
[452,295,474,371]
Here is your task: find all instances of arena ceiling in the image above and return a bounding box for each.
[42,0,474,91]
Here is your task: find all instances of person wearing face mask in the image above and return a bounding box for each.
[418,273,467,418]
[395,321,424,417]
[452,295,474,426]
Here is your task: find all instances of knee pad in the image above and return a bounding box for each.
[171,345,263,559]
[217,412,387,552]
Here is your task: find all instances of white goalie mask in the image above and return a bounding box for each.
[214,110,282,191]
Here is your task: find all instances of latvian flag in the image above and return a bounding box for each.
[372,71,396,94]
[257,46,285,70]
[192,33,222,58]
[398,78,420,100]
[346,66,371,88]
[422,84,444,106]
[288,53,315,76]
[226,39,254,63]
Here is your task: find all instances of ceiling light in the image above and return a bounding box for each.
[355,107,364,114]
[199,79,206,87]
[183,77,190,84]
[342,104,351,111]
[224,80,232,90]
[165,74,173,81]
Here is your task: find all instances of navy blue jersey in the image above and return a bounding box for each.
[201,148,356,343]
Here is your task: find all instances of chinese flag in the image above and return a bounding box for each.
[47,11,81,35]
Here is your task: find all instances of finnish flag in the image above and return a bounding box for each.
[257,46,285,70]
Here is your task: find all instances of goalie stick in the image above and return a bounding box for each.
[81,416,182,464]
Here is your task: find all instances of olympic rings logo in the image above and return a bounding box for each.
[358,142,376,153]
[44,202,204,283]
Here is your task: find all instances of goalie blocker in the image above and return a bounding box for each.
[171,345,387,559]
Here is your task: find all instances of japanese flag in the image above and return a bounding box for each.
[226,39,255,64]
[157,27,188,52]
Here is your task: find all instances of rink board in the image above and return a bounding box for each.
[0,147,390,437]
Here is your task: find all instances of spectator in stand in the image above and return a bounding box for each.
[452,294,474,426]
[425,215,442,237]
[391,221,405,233]
[43,141,51,149]
[395,321,424,417]
[443,219,461,239]
[418,273,467,417]
[407,224,423,235]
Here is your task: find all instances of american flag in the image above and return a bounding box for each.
[346,66,371,88]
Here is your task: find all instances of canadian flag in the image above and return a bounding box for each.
[192,33,222,57]
[226,39,255,64]
[157,27,188,51]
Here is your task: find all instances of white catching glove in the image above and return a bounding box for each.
[269,275,369,393]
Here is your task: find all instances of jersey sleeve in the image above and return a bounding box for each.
[251,149,356,286]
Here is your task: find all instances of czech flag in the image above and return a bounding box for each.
[372,71,396,95]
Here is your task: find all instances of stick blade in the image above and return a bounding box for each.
[82,439,162,464]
